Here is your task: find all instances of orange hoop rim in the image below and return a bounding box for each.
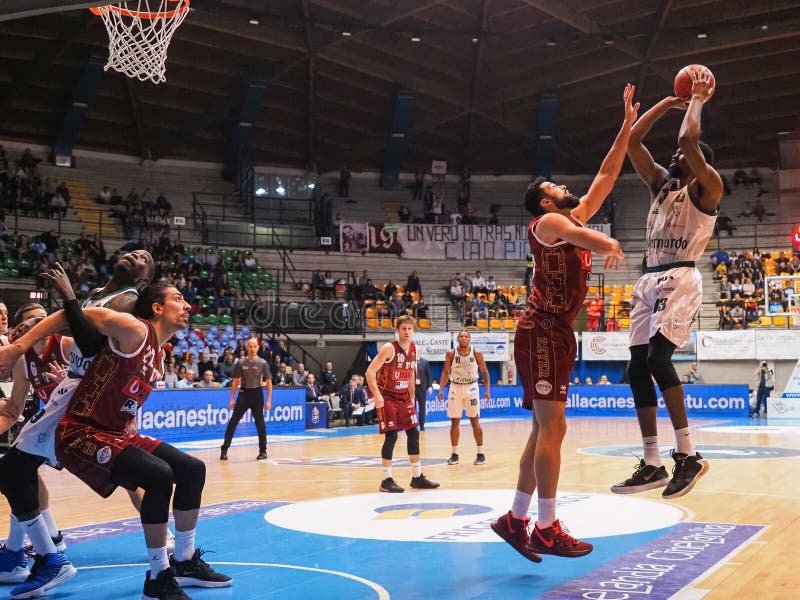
[91,0,189,20]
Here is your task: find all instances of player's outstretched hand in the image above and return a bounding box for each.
[41,262,76,302]
[689,66,714,101]
[622,83,640,124]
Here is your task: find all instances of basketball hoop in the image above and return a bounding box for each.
[91,0,190,84]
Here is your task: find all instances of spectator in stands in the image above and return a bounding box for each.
[449,278,466,304]
[273,364,292,386]
[244,251,257,269]
[322,271,335,299]
[338,166,351,197]
[275,340,291,365]
[729,302,746,329]
[733,168,747,186]
[49,191,67,218]
[304,373,324,402]
[597,375,611,385]
[572,376,580,385]
[269,354,282,379]
[713,262,727,281]
[738,201,754,218]
[186,353,199,380]
[747,168,762,188]
[449,210,463,225]
[163,363,179,388]
[406,270,421,294]
[411,295,428,319]
[471,271,487,294]
[685,363,703,384]
[710,247,730,270]
[718,276,731,299]
[98,185,112,203]
[485,276,497,292]
[742,277,756,297]
[196,370,217,388]
[398,205,411,223]
[155,191,171,216]
[752,198,766,222]
[413,170,424,200]
[384,280,397,300]
[320,361,337,394]
[584,377,593,385]
[197,352,214,378]
[216,349,237,387]
[340,376,368,426]
[177,370,194,388]
[431,196,443,223]
[460,272,473,294]
[714,211,735,236]
[257,339,272,362]
[292,363,309,386]
[389,293,406,318]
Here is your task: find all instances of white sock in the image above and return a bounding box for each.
[7,516,25,551]
[19,515,56,555]
[536,497,557,528]
[40,508,59,538]
[147,546,170,579]
[675,427,694,456]
[510,490,533,520]
[643,436,662,466]
[382,466,392,479]
[477,446,484,454]
[173,529,196,562]
[452,446,458,454]
[411,462,422,477]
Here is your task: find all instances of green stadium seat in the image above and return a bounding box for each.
[220,314,233,325]
[192,314,206,326]
[206,314,218,325]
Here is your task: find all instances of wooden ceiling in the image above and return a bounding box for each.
[0,0,798,173]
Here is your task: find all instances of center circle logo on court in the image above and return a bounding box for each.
[264,489,684,542]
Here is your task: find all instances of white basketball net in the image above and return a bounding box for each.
[92,0,190,84]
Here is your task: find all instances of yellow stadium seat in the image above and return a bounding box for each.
[612,285,623,295]
[477,319,489,329]
[603,285,611,295]
[503,317,516,329]
[411,291,420,302]
[772,316,787,327]
[380,318,393,328]
[619,318,631,329]
[490,318,502,329]
[610,293,622,304]
[488,292,496,302]
[367,318,379,328]
[418,318,431,329]
[624,284,634,295]
[588,286,600,296]
[365,307,377,318]
[759,316,772,327]
[520,286,527,295]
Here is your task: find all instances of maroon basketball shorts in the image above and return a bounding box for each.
[377,393,418,434]
[515,309,576,408]
[55,418,163,498]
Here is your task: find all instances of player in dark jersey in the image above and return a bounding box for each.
[491,84,636,562]
[0,284,232,600]
[365,315,439,493]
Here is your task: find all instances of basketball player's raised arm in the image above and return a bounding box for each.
[537,213,625,270]
[628,96,687,192]
[365,342,394,409]
[79,308,148,355]
[679,68,723,212]
[437,350,454,400]
[0,311,68,372]
[572,84,639,224]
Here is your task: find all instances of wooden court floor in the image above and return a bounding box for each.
[12,416,799,599]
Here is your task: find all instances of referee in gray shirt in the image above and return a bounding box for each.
[220,337,273,461]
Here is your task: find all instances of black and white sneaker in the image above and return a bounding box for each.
[169,549,232,588]
[473,453,486,465]
[447,453,459,465]
[142,568,190,600]
[611,458,668,494]
[219,446,228,461]
[410,474,440,489]
[379,477,404,493]
[662,451,709,499]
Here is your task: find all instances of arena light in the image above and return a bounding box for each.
[411,34,422,42]
[255,187,267,196]
[472,36,479,43]
[341,30,351,36]
[697,32,708,39]
[248,18,259,25]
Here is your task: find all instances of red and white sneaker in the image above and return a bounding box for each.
[526,519,593,557]
[489,511,542,563]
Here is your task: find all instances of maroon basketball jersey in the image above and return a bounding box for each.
[377,340,417,402]
[23,334,68,404]
[526,215,592,324]
[66,319,163,431]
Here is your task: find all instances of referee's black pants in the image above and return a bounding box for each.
[222,388,267,453]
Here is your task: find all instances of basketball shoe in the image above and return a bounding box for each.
[473,453,486,465]
[379,477,404,493]
[142,568,190,600]
[410,474,440,489]
[447,453,459,465]
[610,458,668,494]
[0,546,29,583]
[219,446,228,461]
[170,549,232,588]
[9,552,77,599]
[526,520,593,557]
[662,451,709,499]
[489,511,542,563]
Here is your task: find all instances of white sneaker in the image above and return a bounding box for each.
[166,529,176,552]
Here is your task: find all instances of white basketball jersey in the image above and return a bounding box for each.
[645,178,717,268]
[68,286,138,376]
[449,347,479,384]
[14,377,80,466]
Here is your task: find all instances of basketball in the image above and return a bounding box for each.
[674,64,715,101]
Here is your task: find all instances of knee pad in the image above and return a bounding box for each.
[405,427,420,456]
[381,430,398,460]
[628,344,658,408]
[647,333,680,391]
